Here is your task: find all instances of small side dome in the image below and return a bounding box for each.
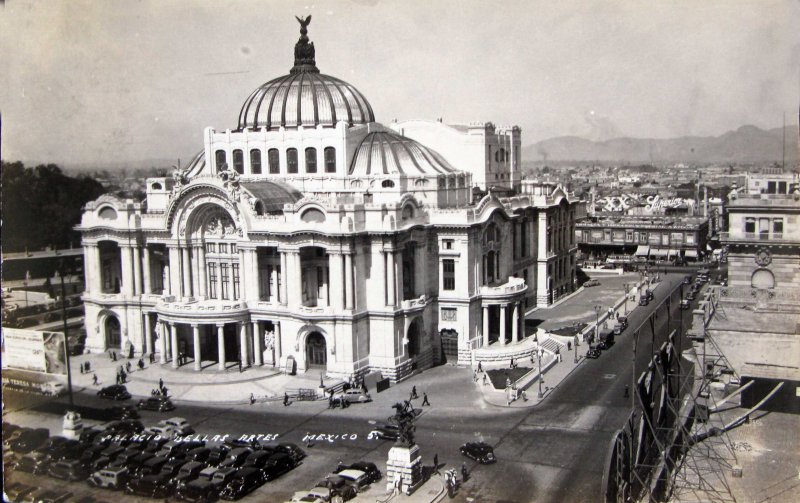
[349,131,458,177]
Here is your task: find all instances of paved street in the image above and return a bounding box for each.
[3,273,695,502]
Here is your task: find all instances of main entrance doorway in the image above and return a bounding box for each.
[306,332,327,368]
[105,316,121,349]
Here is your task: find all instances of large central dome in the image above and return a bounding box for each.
[237,17,374,131]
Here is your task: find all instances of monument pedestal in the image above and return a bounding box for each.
[386,443,423,495]
[62,411,83,440]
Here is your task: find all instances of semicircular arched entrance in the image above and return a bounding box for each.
[102,313,121,350]
[305,332,327,369]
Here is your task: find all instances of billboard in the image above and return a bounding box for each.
[1,328,67,374]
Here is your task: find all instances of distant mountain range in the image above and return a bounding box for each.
[524,125,799,164]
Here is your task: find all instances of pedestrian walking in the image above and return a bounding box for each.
[92,373,98,386]
[85,361,91,372]
[120,369,127,383]
[411,386,418,399]
[421,393,430,406]
[477,361,482,373]
[433,453,439,474]
[283,392,290,406]
[112,351,117,361]
[461,462,468,481]
[126,362,132,373]
[138,358,144,370]
[510,357,515,368]
[249,393,256,405]
[159,377,164,390]
[568,341,572,351]
[473,370,478,382]
[79,363,84,374]
[482,374,488,386]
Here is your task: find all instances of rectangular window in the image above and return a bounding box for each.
[305,147,317,173]
[232,149,244,174]
[232,264,240,300]
[324,147,336,173]
[443,259,455,291]
[671,232,683,243]
[206,243,216,254]
[744,218,756,234]
[441,307,457,321]
[442,239,454,250]
[102,260,112,291]
[219,243,228,254]
[215,150,227,172]
[773,219,783,238]
[268,149,280,174]
[220,263,229,300]
[208,263,217,299]
[250,149,262,174]
[230,244,237,254]
[778,181,788,194]
[767,181,777,194]
[287,148,298,173]
[685,234,695,245]
[625,230,634,242]
[759,218,770,240]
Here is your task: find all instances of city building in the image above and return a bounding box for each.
[77,20,580,381]
[575,215,709,264]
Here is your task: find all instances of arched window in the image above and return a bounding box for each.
[301,208,326,223]
[151,182,162,190]
[324,147,336,173]
[382,180,395,188]
[250,149,262,174]
[215,150,227,172]
[305,147,317,173]
[751,269,775,289]
[268,148,280,174]
[254,201,265,216]
[287,148,298,173]
[232,149,244,174]
[402,205,414,220]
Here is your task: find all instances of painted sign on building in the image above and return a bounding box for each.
[1,328,67,374]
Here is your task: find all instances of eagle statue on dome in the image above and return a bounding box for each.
[292,15,316,71]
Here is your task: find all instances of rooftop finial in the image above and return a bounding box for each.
[292,15,318,74]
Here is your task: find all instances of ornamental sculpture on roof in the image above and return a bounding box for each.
[292,15,317,73]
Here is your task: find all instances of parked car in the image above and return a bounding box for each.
[646,289,654,301]
[206,444,231,466]
[242,450,272,470]
[334,468,372,492]
[219,467,265,500]
[680,299,691,310]
[97,385,131,401]
[137,396,175,412]
[273,443,306,463]
[14,451,50,474]
[185,447,211,463]
[88,466,131,490]
[262,452,295,481]
[104,419,145,435]
[459,441,496,464]
[336,461,381,484]
[639,296,649,306]
[682,275,692,285]
[172,461,206,491]
[47,459,89,481]
[583,279,601,287]
[145,425,178,438]
[586,347,602,359]
[125,470,175,498]
[160,417,195,435]
[124,451,156,474]
[686,291,696,301]
[4,483,38,503]
[10,428,49,454]
[27,489,73,503]
[218,448,252,469]
[209,466,239,489]
[176,478,220,503]
[334,388,372,404]
[104,405,140,421]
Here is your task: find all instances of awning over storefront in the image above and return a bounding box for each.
[650,248,669,258]
[635,245,650,257]
[684,249,698,258]
[667,249,677,259]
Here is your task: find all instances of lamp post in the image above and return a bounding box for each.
[23,270,30,308]
[56,261,75,409]
[573,335,578,364]
[594,305,603,343]
[537,348,544,399]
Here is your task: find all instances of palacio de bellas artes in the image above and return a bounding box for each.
[77,16,580,382]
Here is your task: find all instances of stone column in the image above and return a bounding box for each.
[512,302,519,344]
[395,249,404,302]
[280,251,288,304]
[239,322,249,367]
[217,324,226,371]
[248,249,259,301]
[414,244,424,298]
[292,251,302,306]
[121,246,134,296]
[182,247,192,297]
[159,321,167,364]
[144,313,153,355]
[93,245,102,292]
[252,321,262,366]
[386,251,396,306]
[170,323,179,368]
[142,246,152,295]
[500,304,507,346]
[198,245,207,298]
[270,266,278,303]
[168,247,181,297]
[191,247,200,297]
[483,306,490,347]
[329,252,344,311]
[83,245,94,294]
[238,249,248,300]
[274,322,282,364]
[344,252,354,310]
[132,246,142,295]
[192,325,202,371]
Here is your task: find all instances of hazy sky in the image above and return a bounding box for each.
[1,0,798,167]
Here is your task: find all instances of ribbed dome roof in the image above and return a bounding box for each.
[349,131,458,176]
[238,72,375,130]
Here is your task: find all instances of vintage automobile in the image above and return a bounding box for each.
[459,442,497,464]
[137,396,176,412]
[583,279,601,287]
[97,385,131,401]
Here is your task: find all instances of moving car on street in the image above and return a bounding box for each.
[583,279,601,287]
[137,396,175,412]
[460,441,497,464]
[97,385,131,401]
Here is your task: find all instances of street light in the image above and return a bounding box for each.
[537,348,544,399]
[593,305,603,343]
[56,261,75,409]
[573,335,578,364]
[623,283,630,315]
